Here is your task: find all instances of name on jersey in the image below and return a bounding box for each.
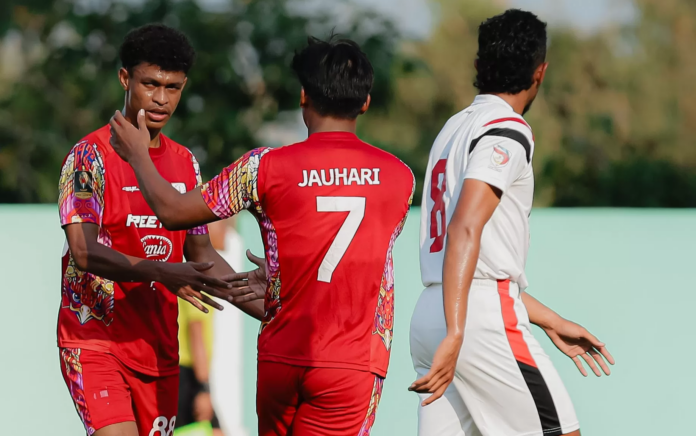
[127,214,162,228]
[298,168,381,187]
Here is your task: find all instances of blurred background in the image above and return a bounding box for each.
[1,0,695,435]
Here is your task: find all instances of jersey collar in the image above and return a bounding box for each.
[473,94,515,111]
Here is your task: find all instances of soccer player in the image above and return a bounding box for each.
[109,36,415,436]
[408,10,615,436]
[58,24,263,436]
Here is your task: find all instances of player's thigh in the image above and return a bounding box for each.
[93,422,139,436]
[292,368,383,436]
[457,281,578,436]
[127,369,178,436]
[257,361,302,436]
[59,348,136,435]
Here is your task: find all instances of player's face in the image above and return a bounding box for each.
[119,63,187,131]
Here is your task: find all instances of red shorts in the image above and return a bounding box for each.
[59,348,178,435]
[257,361,384,436]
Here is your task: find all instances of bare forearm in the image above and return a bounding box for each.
[521,292,563,331]
[129,154,188,229]
[442,227,480,338]
[77,243,164,283]
[188,322,210,383]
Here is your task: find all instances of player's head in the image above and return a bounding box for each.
[292,36,373,125]
[118,24,195,131]
[475,9,548,114]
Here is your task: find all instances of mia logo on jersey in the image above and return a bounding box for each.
[141,235,173,262]
[490,145,511,167]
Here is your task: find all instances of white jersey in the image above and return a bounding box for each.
[419,94,535,289]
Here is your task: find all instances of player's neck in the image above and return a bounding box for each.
[306,117,357,136]
[123,107,162,148]
[484,93,529,117]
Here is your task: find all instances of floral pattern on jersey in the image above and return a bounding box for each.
[61,348,96,435]
[358,376,384,436]
[373,170,415,351]
[62,228,115,326]
[201,148,283,329]
[59,141,105,226]
[59,142,115,326]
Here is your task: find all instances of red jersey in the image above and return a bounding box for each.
[57,125,208,376]
[202,132,414,377]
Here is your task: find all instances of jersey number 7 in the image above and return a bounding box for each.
[316,196,366,283]
[430,159,447,253]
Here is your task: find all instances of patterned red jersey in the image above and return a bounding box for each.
[202,132,414,377]
[58,125,207,376]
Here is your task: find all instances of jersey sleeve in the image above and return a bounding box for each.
[186,151,209,236]
[463,135,530,193]
[58,141,106,227]
[201,147,272,219]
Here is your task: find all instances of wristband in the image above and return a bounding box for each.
[199,381,210,393]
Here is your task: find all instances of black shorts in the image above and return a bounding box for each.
[176,365,220,429]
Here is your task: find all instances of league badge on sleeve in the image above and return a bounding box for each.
[490,144,511,167]
[74,171,94,199]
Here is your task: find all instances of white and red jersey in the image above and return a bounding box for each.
[419,94,535,289]
[58,125,207,376]
[201,132,415,377]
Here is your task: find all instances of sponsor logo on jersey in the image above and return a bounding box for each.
[122,186,140,192]
[141,235,173,262]
[126,214,162,228]
[171,182,187,194]
[490,144,511,167]
[74,171,94,199]
[298,168,381,187]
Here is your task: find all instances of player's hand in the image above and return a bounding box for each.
[193,392,214,422]
[543,318,615,377]
[109,109,150,163]
[408,333,463,406]
[159,261,233,313]
[219,250,267,303]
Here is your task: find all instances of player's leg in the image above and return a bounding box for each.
[455,280,579,436]
[256,361,302,436]
[174,365,196,429]
[127,368,179,436]
[410,286,480,436]
[290,367,383,436]
[59,348,137,436]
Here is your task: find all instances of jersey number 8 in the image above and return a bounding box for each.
[429,159,447,253]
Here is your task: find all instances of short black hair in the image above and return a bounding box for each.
[291,36,374,119]
[119,24,195,74]
[475,9,547,94]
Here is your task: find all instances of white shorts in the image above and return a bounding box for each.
[409,279,579,436]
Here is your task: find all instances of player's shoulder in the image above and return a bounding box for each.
[64,125,113,163]
[473,98,533,140]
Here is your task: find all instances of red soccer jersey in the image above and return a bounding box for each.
[202,132,414,377]
[58,125,208,376]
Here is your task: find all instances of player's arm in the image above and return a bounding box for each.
[184,234,265,320]
[409,179,500,405]
[64,223,233,312]
[59,141,231,312]
[522,292,615,376]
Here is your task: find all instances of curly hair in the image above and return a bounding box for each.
[474,9,547,94]
[119,24,195,74]
[291,36,374,120]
